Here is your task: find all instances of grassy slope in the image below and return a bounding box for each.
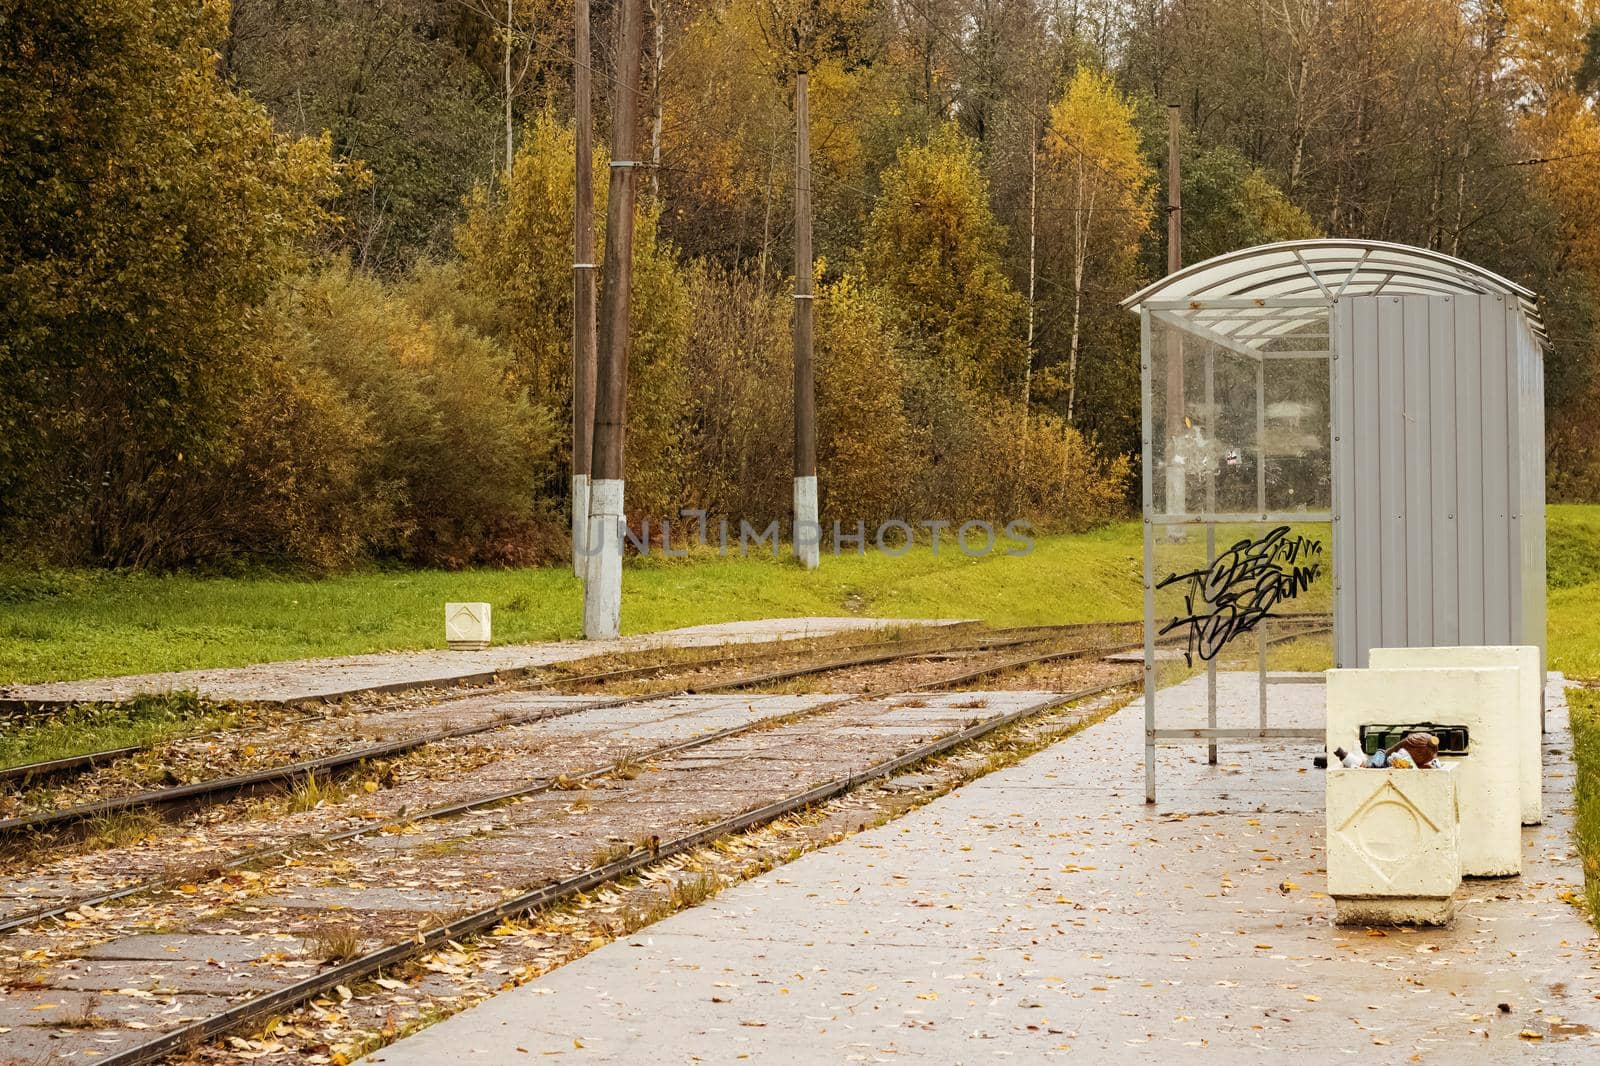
[1570,690,1600,923]
[1546,504,1600,679]
[3,506,1599,686]
[0,525,1145,684]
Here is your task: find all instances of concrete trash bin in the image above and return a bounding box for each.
[1368,646,1542,826]
[1327,666,1522,877]
[1326,767,1461,926]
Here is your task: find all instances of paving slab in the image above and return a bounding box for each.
[79,933,302,964]
[34,957,283,993]
[0,1024,128,1061]
[0,617,965,709]
[363,675,1600,1064]
[0,987,236,1030]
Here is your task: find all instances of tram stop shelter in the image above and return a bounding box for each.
[1122,239,1547,802]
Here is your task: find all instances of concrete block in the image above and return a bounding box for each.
[1327,666,1521,877]
[1368,646,1541,825]
[1326,768,1460,926]
[445,602,492,651]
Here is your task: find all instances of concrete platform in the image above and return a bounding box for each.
[0,617,965,710]
[362,676,1600,1063]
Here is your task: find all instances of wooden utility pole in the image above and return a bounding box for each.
[1023,118,1037,418]
[649,0,664,198]
[792,66,819,569]
[504,0,516,172]
[1167,105,1182,283]
[571,0,598,576]
[584,0,647,639]
[1164,102,1186,543]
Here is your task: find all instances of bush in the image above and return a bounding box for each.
[0,0,340,557]
[815,276,914,526]
[454,111,691,521]
[284,263,563,568]
[679,264,791,525]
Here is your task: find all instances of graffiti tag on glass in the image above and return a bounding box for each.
[1156,526,1323,666]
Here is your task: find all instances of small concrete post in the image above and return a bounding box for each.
[445,603,492,651]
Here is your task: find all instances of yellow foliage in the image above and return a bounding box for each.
[859,124,1026,394]
[1504,0,1600,102]
[1528,98,1600,283]
[1044,68,1155,279]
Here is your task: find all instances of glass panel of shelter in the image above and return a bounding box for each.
[1144,310,1335,780]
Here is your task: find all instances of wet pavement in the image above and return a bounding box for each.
[362,674,1600,1063]
[0,617,964,708]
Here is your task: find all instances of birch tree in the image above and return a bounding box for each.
[1043,67,1152,424]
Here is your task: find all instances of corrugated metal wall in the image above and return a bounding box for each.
[1332,294,1545,668]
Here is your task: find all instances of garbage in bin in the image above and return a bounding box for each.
[1327,733,1445,770]
[1358,732,1442,769]
[1316,747,1365,769]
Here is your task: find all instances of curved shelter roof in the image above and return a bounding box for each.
[1122,239,1545,351]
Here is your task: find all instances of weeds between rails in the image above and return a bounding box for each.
[0,634,1150,935]
[81,676,1140,1066]
[0,620,1125,789]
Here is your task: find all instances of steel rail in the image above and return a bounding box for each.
[0,635,1141,933]
[89,676,1138,1066]
[0,629,1097,838]
[0,623,1094,790]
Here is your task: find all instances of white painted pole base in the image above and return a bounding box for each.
[793,475,819,570]
[583,479,623,639]
[571,474,590,579]
[1164,464,1186,542]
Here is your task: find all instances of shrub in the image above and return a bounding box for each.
[815,276,914,526]
[0,0,340,558]
[679,264,791,526]
[454,111,690,522]
[286,263,562,568]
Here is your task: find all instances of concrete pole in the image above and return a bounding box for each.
[584,0,646,639]
[571,0,598,577]
[792,68,819,569]
[1164,102,1186,543]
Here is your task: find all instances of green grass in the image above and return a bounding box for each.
[1546,504,1600,679]
[3,505,1600,686]
[0,692,232,770]
[1569,689,1600,926]
[0,525,1145,684]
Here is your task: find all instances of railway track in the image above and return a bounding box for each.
[0,627,1075,825]
[0,622,1127,793]
[0,617,1334,842]
[0,623,1334,1064]
[6,674,1138,1066]
[0,632,1154,934]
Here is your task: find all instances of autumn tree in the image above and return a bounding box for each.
[454,112,690,517]
[0,0,340,563]
[223,0,575,269]
[859,124,1026,394]
[1167,143,1319,264]
[1043,68,1154,424]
